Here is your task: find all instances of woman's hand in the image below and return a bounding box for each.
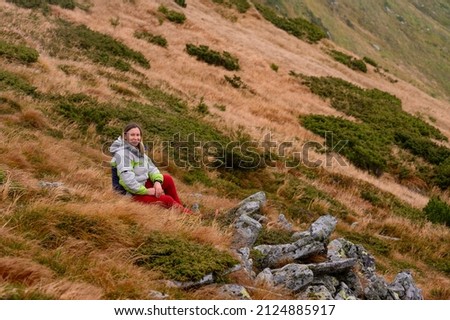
[153,181,163,198]
[147,188,156,196]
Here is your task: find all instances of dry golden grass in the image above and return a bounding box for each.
[1,0,449,300]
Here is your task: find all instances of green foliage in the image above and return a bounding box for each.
[301,115,389,176]
[52,89,264,171]
[212,0,250,13]
[339,231,391,256]
[6,0,75,10]
[109,83,138,97]
[254,227,293,246]
[276,173,350,221]
[195,97,209,114]
[53,20,150,71]
[434,158,450,190]
[254,3,327,43]
[297,74,450,187]
[328,50,367,72]
[0,69,37,96]
[174,0,187,8]
[186,44,240,71]
[10,206,116,249]
[0,40,39,64]
[0,96,22,114]
[0,284,55,299]
[134,232,238,282]
[134,30,168,48]
[158,5,186,24]
[270,63,279,72]
[363,56,378,67]
[423,197,450,227]
[182,169,212,186]
[224,74,246,88]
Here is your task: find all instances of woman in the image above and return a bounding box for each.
[110,123,192,214]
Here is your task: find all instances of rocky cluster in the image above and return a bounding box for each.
[229,191,423,300]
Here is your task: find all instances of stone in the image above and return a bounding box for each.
[254,236,325,268]
[219,284,251,300]
[232,214,262,249]
[272,264,314,292]
[309,215,337,242]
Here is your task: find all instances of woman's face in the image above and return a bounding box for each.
[124,127,141,147]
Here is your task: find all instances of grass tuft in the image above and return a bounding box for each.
[134,232,238,282]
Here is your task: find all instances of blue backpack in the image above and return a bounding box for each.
[111,167,127,195]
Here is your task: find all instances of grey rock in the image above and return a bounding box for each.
[174,273,214,289]
[305,258,357,275]
[388,271,423,300]
[254,236,325,268]
[237,247,254,277]
[148,290,169,300]
[292,231,310,241]
[219,284,251,300]
[38,181,64,188]
[272,264,314,292]
[298,285,334,300]
[310,275,339,295]
[238,191,266,207]
[277,214,293,231]
[234,201,262,218]
[255,268,274,287]
[232,214,262,249]
[335,282,357,300]
[309,215,337,242]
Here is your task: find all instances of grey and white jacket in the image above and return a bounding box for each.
[109,137,163,195]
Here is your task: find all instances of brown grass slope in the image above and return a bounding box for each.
[0,0,449,299]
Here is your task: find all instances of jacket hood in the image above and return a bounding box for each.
[109,136,138,155]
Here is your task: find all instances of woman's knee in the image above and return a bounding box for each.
[163,174,173,183]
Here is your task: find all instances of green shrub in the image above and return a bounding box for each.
[134,30,168,48]
[211,0,250,13]
[158,5,186,24]
[0,69,37,96]
[0,96,22,114]
[174,0,186,8]
[0,40,39,64]
[186,44,240,71]
[254,227,293,246]
[6,0,75,10]
[423,197,450,227]
[363,56,378,67]
[224,74,245,88]
[10,206,116,249]
[296,74,450,187]
[110,83,138,97]
[53,90,264,171]
[270,63,279,72]
[434,158,450,190]
[134,232,238,282]
[328,50,367,72]
[53,20,150,71]
[254,3,327,43]
[195,97,209,114]
[301,115,389,176]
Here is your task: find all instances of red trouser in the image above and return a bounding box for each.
[132,174,184,209]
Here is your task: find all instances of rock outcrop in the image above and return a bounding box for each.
[229,191,423,300]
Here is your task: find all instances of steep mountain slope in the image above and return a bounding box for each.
[0,0,449,299]
[261,0,450,99]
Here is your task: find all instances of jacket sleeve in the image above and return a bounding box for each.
[113,152,147,195]
[147,157,164,183]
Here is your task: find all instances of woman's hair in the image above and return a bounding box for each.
[123,123,145,154]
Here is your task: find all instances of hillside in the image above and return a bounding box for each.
[260,0,450,99]
[0,0,449,300]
